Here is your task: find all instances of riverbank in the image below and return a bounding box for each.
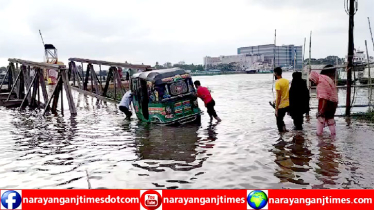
[191,71,247,76]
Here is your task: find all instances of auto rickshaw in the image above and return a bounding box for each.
[130,68,201,125]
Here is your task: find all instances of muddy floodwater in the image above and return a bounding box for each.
[1,72,374,189]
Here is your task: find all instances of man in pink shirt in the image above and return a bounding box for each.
[194,80,222,123]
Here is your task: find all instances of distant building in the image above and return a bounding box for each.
[204,54,264,71]
[237,44,303,69]
[177,61,186,65]
[163,62,172,68]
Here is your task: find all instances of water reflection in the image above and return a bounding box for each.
[272,134,312,186]
[134,124,203,168]
[11,109,79,157]
[313,138,341,189]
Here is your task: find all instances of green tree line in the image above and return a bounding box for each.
[153,63,204,72]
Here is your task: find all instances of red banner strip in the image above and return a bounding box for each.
[0,189,372,210]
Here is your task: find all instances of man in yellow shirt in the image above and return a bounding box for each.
[274,67,290,132]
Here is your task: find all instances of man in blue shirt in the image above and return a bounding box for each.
[119,90,133,119]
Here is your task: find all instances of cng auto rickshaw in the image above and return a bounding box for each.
[130,68,201,125]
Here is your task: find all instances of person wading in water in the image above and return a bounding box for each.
[309,65,338,137]
[119,90,133,119]
[194,80,222,123]
[274,67,290,132]
[289,72,310,130]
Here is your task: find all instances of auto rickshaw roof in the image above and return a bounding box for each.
[132,68,189,84]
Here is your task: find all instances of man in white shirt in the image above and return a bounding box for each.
[119,90,133,119]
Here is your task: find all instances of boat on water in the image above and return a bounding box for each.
[191,69,222,76]
[282,65,294,72]
[245,69,257,74]
[345,48,374,71]
[336,67,359,86]
[257,69,274,74]
[245,61,273,74]
[358,65,374,84]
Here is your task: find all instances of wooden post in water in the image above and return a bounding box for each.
[60,68,77,115]
[114,69,117,100]
[51,76,62,114]
[103,67,113,97]
[39,67,49,108]
[22,65,32,104]
[37,69,40,109]
[29,68,39,107]
[89,64,94,93]
[81,62,84,88]
[61,74,64,115]
[345,0,357,116]
[43,69,76,115]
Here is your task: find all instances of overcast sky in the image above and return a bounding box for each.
[0,0,373,67]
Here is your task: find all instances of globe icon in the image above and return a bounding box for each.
[247,190,268,209]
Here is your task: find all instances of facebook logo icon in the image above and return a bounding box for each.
[1,190,22,209]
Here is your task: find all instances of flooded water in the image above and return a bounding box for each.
[1,72,374,189]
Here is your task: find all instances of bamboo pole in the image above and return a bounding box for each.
[365,40,372,106]
[369,17,374,51]
[302,37,306,71]
[308,31,312,93]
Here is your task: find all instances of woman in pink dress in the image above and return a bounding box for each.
[309,65,338,136]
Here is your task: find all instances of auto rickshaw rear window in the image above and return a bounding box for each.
[169,80,188,96]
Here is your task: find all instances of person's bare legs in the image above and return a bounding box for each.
[327,119,336,136]
[317,117,324,136]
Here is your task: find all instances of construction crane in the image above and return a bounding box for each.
[39,30,60,85]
